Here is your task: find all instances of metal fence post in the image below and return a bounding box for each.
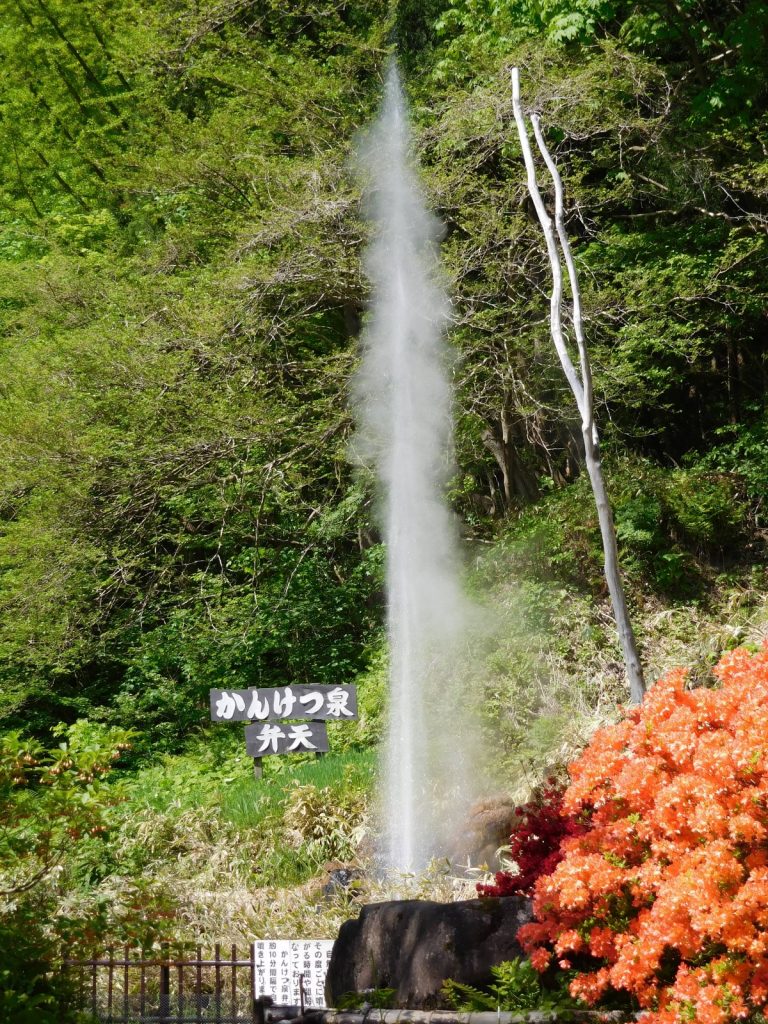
[177,944,184,1024]
[215,942,222,1024]
[107,946,114,1021]
[124,944,130,1022]
[160,942,171,1024]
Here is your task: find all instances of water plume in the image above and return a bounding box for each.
[352,64,481,874]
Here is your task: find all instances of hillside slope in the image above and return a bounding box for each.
[0,0,767,968]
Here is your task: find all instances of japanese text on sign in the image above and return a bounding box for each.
[253,940,334,1007]
[245,721,329,757]
[210,685,358,723]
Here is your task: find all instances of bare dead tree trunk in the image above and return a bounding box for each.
[511,67,646,704]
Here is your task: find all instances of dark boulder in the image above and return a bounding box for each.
[325,897,532,1009]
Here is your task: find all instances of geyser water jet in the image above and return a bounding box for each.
[353,65,480,874]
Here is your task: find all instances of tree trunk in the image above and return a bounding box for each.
[483,404,540,507]
[582,434,646,703]
[511,67,646,704]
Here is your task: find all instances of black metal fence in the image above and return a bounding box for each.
[65,944,259,1024]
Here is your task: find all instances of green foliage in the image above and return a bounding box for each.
[442,957,582,1011]
[0,0,388,741]
[0,0,766,952]
[218,747,375,832]
[0,721,132,904]
[432,0,768,119]
[689,414,768,517]
[496,456,748,599]
[282,779,367,863]
[1,0,766,749]
[664,470,743,547]
[337,988,396,1009]
[103,744,376,891]
[0,722,138,1020]
[0,909,83,1024]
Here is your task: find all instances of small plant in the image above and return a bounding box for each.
[0,723,135,1022]
[442,958,582,1012]
[664,469,744,549]
[337,988,396,1010]
[282,781,367,863]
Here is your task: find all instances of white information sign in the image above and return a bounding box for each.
[253,940,334,1007]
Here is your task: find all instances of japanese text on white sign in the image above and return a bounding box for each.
[253,940,334,1007]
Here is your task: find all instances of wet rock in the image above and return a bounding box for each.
[326,896,532,1009]
[452,795,520,869]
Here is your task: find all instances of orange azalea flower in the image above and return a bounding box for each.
[529,946,551,971]
[517,645,768,1024]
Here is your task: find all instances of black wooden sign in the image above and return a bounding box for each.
[210,684,358,723]
[245,721,330,757]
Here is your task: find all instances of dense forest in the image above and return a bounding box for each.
[1,0,767,1017]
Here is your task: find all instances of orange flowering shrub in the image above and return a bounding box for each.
[518,645,768,1024]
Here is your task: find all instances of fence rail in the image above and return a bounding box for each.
[66,943,260,1024]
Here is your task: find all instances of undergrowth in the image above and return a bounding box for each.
[442,958,582,1012]
[9,461,768,951]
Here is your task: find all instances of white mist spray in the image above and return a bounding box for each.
[353,65,479,874]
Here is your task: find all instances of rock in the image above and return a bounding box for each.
[322,865,365,899]
[326,896,532,1009]
[451,795,520,869]
[288,862,365,905]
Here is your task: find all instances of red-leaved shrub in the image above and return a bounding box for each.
[518,645,768,1024]
[477,782,585,897]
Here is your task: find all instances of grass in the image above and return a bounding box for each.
[219,746,377,830]
[112,742,378,894]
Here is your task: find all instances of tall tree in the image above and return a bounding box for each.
[511,67,646,704]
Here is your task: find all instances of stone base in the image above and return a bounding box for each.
[326,897,532,1009]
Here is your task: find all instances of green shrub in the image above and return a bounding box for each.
[337,988,396,1010]
[690,415,768,515]
[500,457,750,596]
[0,723,135,1022]
[441,958,582,1012]
[0,912,73,1024]
[282,778,368,863]
[664,469,744,547]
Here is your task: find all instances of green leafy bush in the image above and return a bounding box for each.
[0,910,79,1024]
[690,416,768,521]
[0,722,135,1020]
[664,470,744,548]
[337,988,396,1010]
[501,457,750,597]
[442,958,582,1012]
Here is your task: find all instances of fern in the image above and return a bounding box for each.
[441,979,498,1011]
[442,958,582,1012]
